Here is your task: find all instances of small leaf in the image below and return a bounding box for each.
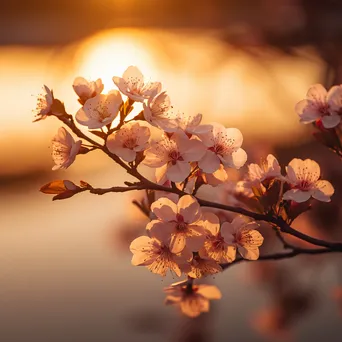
[40,180,78,194]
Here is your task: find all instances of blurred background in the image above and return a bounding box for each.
[1,0,342,341]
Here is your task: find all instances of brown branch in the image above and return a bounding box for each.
[221,247,337,270]
[53,112,342,252]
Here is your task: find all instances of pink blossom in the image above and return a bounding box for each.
[33,85,54,122]
[76,91,122,129]
[221,216,263,260]
[283,158,334,202]
[129,235,192,277]
[188,255,222,278]
[147,195,206,254]
[143,91,178,131]
[164,283,221,317]
[295,84,342,129]
[143,131,206,182]
[197,122,247,173]
[113,66,161,102]
[51,127,81,170]
[248,154,282,183]
[106,121,150,162]
[72,77,104,104]
[199,212,236,263]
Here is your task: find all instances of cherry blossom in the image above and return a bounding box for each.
[199,212,236,263]
[188,254,222,278]
[76,91,122,129]
[51,127,81,170]
[72,77,104,104]
[129,235,192,277]
[143,91,178,131]
[113,66,161,102]
[164,283,222,317]
[197,122,247,173]
[33,85,54,122]
[143,131,206,182]
[147,195,206,254]
[221,216,263,260]
[248,154,282,183]
[295,84,342,129]
[283,158,334,202]
[106,121,150,162]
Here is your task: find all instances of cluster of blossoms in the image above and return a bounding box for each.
[295,84,342,157]
[35,66,336,318]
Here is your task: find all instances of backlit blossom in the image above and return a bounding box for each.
[76,91,122,129]
[143,91,178,131]
[72,77,104,104]
[164,283,222,317]
[129,235,192,277]
[197,122,247,173]
[34,85,54,121]
[199,212,236,263]
[113,66,161,102]
[221,216,263,260]
[147,195,206,254]
[295,84,342,129]
[188,255,222,278]
[283,158,334,202]
[143,131,206,182]
[106,121,150,162]
[51,127,81,170]
[248,154,282,183]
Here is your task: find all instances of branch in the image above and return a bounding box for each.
[221,246,337,270]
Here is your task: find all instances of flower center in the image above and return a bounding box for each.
[176,214,187,231]
[124,137,137,149]
[168,149,183,165]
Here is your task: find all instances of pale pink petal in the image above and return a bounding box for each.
[313,180,334,202]
[177,195,201,223]
[238,246,260,260]
[322,114,341,129]
[220,222,236,244]
[151,197,178,222]
[283,189,312,203]
[327,85,342,112]
[198,150,221,173]
[180,139,207,162]
[201,212,220,236]
[197,285,222,300]
[170,233,187,254]
[306,84,327,102]
[146,220,175,242]
[167,161,191,182]
[220,148,247,169]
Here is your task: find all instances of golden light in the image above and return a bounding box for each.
[75,29,158,92]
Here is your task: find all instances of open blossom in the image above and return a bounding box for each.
[221,216,263,260]
[76,91,122,129]
[164,283,222,317]
[147,195,206,254]
[143,91,178,131]
[295,84,342,128]
[188,255,222,278]
[113,66,161,102]
[106,121,150,162]
[283,158,334,203]
[143,131,206,182]
[72,77,104,104]
[129,235,192,277]
[248,154,282,183]
[199,212,236,263]
[197,122,247,173]
[34,85,54,121]
[51,127,81,170]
